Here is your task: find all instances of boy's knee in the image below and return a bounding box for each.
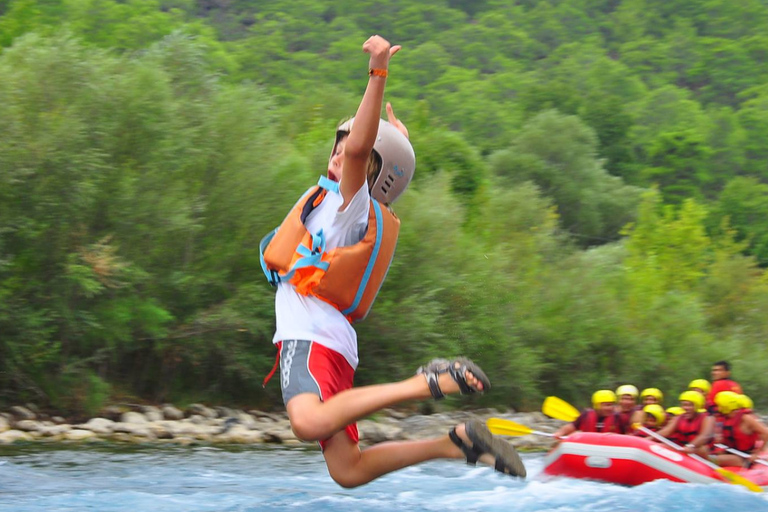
[328,467,363,488]
[288,411,333,441]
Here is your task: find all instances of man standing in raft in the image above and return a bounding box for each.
[707,361,743,413]
[260,35,525,488]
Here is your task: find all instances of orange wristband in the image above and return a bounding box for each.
[369,68,388,78]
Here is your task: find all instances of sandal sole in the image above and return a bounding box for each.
[466,420,527,478]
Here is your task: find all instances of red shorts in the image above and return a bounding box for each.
[276,340,358,449]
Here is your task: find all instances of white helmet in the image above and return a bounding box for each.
[335,118,415,204]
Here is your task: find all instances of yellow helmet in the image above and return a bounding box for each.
[715,391,742,415]
[616,385,639,399]
[688,379,711,394]
[643,404,666,426]
[641,388,664,404]
[666,406,685,417]
[592,389,617,409]
[679,390,705,410]
[738,394,754,410]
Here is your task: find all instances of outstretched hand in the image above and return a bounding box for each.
[363,35,400,69]
[386,102,409,140]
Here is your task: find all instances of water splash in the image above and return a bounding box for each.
[0,445,766,512]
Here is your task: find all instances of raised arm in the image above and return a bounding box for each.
[340,36,401,207]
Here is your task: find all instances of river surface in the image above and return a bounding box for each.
[1,444,768,511]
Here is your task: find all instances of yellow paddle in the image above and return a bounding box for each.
[542,396,580,422]
[486,418,556,438]
[638,426,763,493]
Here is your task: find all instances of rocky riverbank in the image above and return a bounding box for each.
[0,404,561,451]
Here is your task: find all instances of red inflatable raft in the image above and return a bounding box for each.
[543,432,768,488]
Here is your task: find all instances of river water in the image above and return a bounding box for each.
[1,444,767,512]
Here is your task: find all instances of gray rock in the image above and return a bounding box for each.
[101,406,125,421]
[0,416,9,432]
[51,416,66,424]
[383,408,410,420]
[187,414,207,425]
[161,405,184,421]
[120,412,148,424]
[147,423,174,439]
[248,410,285,422]
[82,418,115,434]
[0,430,33,444]
[358,420,403,444]
[214,406,237,418]
[140,406,163,422]
[38,425,71,437]
[262,425,299,444]
[9,406,35,420]
[218,425,264,444]
[64,429,97,441]
[144,411,163,422]
[233,412,257,429]
[126,427,156,439]
[24,403,40,413]
[13,420,42,432]
[188,404,217,419]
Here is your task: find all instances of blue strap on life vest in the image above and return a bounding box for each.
[342,199,383,316]
[259,229,280,285]
[259,176,339,286]
[317,175,340,194]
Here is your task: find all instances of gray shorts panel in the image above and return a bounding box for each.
[279,340,321,406]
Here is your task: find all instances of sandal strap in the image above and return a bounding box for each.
[449,362,473,395]
[424,372,444,400]
[449,427,480,465]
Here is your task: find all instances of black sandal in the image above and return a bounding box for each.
[416,358,490,400]
[449,420,526,478]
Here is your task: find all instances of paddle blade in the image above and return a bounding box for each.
[542,396,580,422]
[486,418,533,437]
[715,468,764,493]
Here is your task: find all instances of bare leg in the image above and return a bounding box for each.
[713,453,746,467]
[322,422,500,488]
[287,372,484,442]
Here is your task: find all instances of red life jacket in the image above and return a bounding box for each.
[616,407,638,433]
[707,378,743,412]
[671,412,706,445]
[721,410,758,452]
[578,409,625,434]
[260,179,399,323]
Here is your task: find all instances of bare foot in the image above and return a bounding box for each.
[437,365,484,394]
[418,358,489,399]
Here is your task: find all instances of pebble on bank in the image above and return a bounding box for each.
[0,404,559,451]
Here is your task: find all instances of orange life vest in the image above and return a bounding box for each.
[260,177,399,323]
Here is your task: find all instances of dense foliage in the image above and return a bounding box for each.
[2,0,768,415]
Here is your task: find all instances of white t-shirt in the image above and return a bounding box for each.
[272,180,370,369]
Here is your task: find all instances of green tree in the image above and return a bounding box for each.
[491,110,642,245]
